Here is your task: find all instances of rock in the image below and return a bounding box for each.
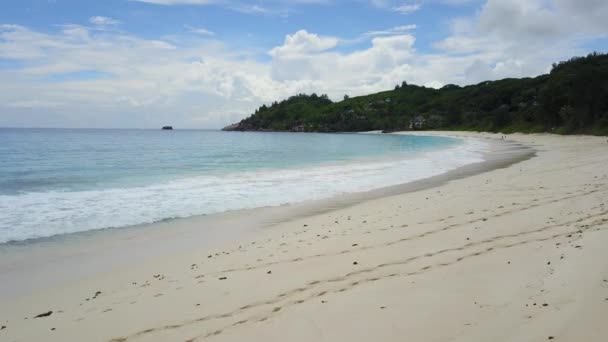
[34,311,53,318]
[161,126,173,130]
[219,277,227,280]
[221,123,242,131]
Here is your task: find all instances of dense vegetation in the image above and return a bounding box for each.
[224,53,608,135]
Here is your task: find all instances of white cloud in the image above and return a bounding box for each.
[368,0,422,13]
[269,30,338,57]
[424,80,444,88]
[268,33,417,94]
[5,100,65,109]
[363,24,417,37]
[0,24,254,128]
[1,0,607,128]
[134,0,329,14]
[135,0,330,4]
[0,24,423,128]
[393,2,422,14]
[89,16,120,26]
[440,0,479,5]
[134,0,215,5]
[186,25,216,36]
[232,4,269,14]
[433,0,608,83]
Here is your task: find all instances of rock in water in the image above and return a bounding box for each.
[221,123,241,131]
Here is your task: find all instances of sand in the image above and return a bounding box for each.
[1,132,607,342]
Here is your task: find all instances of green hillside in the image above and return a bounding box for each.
[224,53,608,135]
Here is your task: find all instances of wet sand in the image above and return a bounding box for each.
[1,132,607,342]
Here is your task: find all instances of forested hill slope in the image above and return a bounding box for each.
[224,53,608,135]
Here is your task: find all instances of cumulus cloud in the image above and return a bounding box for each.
[269,30,338,57]
[1,0,607,128]
[267,33,432,100]
[0,24,258,128]
[434,0,608,83]
[0,23,423,128]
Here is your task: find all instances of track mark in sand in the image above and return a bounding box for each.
[110,206,608,342]
[181,215,608,342]
[195,188,602,278]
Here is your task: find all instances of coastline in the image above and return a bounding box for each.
[0,134,526,298]
[2,132,608,342]
[0,131,477,245]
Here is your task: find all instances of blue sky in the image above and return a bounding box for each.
[0,0,607,128]
[0,0,474,55]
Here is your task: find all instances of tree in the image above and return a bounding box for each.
[228,53,608,135]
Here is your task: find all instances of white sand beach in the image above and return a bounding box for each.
[1,132,608,342]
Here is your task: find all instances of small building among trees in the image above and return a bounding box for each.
[409,116,427,130]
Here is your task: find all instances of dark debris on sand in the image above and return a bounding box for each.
[34,311,53,318]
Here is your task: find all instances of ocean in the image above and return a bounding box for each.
[0,128,487,243]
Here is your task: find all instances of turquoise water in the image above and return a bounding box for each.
[0,129,485,243]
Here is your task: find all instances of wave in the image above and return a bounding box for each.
[0,138,488,243]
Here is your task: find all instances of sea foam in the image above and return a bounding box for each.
[0,137,487,243]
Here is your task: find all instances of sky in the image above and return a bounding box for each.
[0,0,607,128]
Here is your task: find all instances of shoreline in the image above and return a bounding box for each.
[0,133,528,248]
[0,134,529,299]
[0,132,472,245]
[2,131,607,342]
